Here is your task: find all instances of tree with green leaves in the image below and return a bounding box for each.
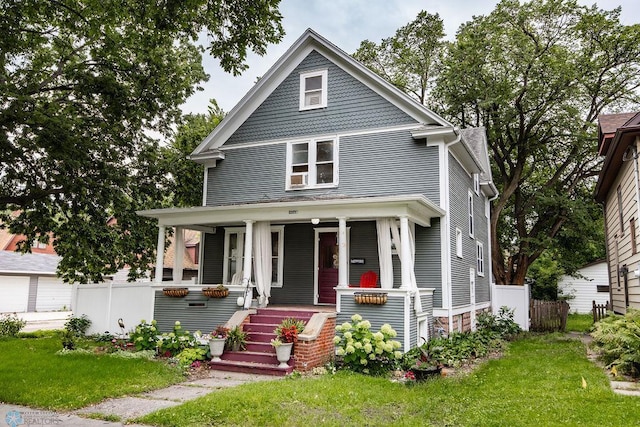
[163,100,225,208]
[353,11,445,105]
[0,0,283,282]
[435,0,640,285]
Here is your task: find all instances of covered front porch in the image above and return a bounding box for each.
[138,194,443,351]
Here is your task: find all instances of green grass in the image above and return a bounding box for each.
[566,313,594,332]
[0,335,184,410]
[137,335,638,427]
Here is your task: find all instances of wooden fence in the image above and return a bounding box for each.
[529,300,570,332]
[592,300,611,323]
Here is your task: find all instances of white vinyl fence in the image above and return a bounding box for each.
[73,283,154,335]
[491,283,530,331]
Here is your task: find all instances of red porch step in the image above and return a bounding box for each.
[207,308,316,377]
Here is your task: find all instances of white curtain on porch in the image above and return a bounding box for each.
[253,221,272,307]
[376,219,394,289]
[390,220,423,313]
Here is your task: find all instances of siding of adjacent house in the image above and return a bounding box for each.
[225,50,416,146]
[603,137,640,313]
[448,153,490,307]
[558,262,609,314]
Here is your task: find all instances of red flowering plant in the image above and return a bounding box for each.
[210,325,229,340]
[272,317,306,346]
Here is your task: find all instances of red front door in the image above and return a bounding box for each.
[318,232,339,304]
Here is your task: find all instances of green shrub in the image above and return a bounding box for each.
[0,313,26,337]
[333,314,402,375]
[591,309,640,378]
[130,320,159,351]
[476,306,521,339]
[157,321,196,356]
[64,314,92,336]
[176,347,208,367]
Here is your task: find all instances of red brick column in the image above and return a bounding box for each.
[293,315,336,372]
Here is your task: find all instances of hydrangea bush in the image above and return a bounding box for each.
[333,314,402,375]
[157,321,197,356]
[129,320,159,351]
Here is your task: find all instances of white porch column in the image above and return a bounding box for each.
[172,226,184,283]
[337,217,348,288]
[242,220,254,286]
[399,216,411,290]
[154,225,166,284]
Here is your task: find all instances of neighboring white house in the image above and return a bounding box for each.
[0,251,72,313]
[558,260,609,314]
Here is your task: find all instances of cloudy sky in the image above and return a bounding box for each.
[182,0,640,115]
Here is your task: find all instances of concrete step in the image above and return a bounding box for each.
[222,350,278,365]
[209,359,294,376]
[244,322,279,334]
[245,342,276,353]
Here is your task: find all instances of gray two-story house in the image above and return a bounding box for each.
[139,29,496,368]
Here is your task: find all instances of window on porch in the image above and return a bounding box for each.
[222,226,284,287]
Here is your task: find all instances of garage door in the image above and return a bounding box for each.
[36,277,73,312]
[0,276,29,312]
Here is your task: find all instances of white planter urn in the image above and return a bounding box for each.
[275,342,293,368]
[209,338,226,361]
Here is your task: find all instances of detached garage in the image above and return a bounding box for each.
[0,251,72,313]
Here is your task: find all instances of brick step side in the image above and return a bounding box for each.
[222,350,278,365]
[208,359,294,376]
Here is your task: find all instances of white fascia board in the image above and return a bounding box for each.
[137,194,444,228]
[188,150,225,166]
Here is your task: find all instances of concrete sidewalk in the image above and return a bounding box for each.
[1,371,280,427]
[16,311,73,332]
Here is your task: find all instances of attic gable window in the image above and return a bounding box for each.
[286,138,337,190]
[299,69,327,110]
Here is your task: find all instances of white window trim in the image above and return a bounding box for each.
[473,173,480,195]
[455,228,463,258]
[299,69,328,111]
[468,190,475,238]
[477,241,485,277]
[285,138,338,190]
[222,226,285,288]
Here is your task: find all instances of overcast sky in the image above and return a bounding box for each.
[182,0,640,115]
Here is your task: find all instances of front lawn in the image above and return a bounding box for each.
[0,334,184,410]
[137,335,639,426]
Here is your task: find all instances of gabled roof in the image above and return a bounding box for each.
[0,251,60,275]
[595,111,640,202]
[191,28,453,158]
[460,127,498,197]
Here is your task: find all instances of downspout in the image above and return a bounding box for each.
[444,128,462,334]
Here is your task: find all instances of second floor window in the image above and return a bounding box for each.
[287,138,337,189]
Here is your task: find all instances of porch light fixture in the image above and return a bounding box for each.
[311,218,320,225]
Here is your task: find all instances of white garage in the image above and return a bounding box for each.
[0,251,71,313]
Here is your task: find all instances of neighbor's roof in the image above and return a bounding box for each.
[163,229,199,269]
[191,28,454,158]
[0,251,60,275]
[595,111,640,202]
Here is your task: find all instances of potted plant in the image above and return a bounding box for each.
[226,325,247,351]
[209,325,229,361]
[271,317,306,367]
[402,339,442,381]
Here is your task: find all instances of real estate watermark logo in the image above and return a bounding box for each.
[4,410,62,426]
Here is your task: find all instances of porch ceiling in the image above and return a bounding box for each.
[137,194,444,229]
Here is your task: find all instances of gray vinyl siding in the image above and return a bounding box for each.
[449,154,470,306]
[201,231,225,284]
[449,153,490,307]
[338,296,406,346]
[206,130,440,207]
[226,50,416,145]
[415,220,442,306]
[153,290,241,333]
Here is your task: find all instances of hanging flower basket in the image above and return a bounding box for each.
[354,292,388,305]
[162,287,189,298]
[202,287,229,298]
